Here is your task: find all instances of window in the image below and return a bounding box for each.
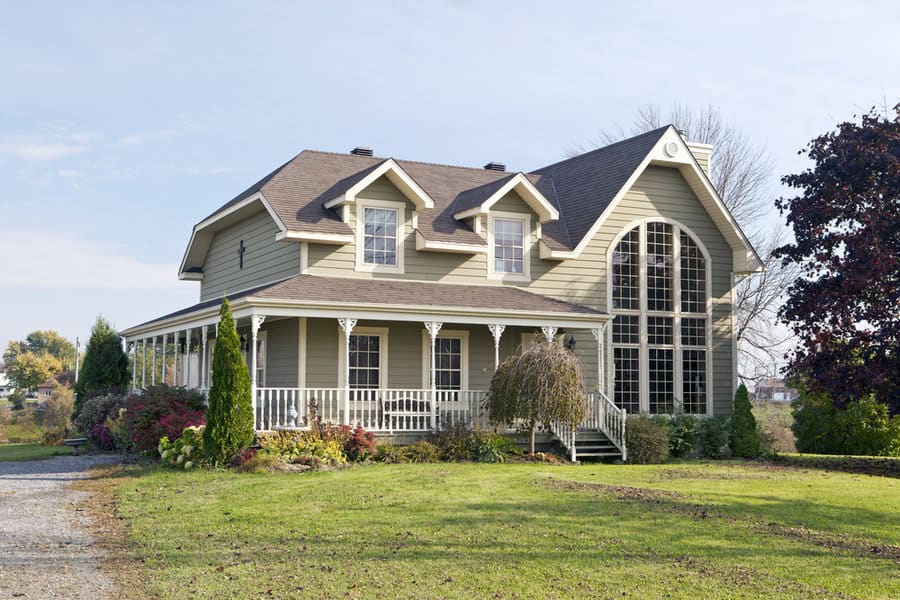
[610,221,710,415]
[488,213,531,280]
[349,334,380,389]
[421,330,469,392]
[355,200,405,273]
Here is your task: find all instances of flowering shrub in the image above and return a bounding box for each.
[158,425,205,469]
[258,431,347,466]
[345,427,377,461]
[89,423,117,451]
[123,386,206,454]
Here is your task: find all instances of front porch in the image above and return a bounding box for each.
[121,275,627,461]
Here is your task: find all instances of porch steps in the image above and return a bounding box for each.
[571,430,622,460]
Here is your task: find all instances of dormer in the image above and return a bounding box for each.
[323,158,434,223]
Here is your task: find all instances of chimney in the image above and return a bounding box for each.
[350,146,373,157]
[686,141,712,177]
[483,162,506,172]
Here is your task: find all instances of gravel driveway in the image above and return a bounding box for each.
[0,455,122,599]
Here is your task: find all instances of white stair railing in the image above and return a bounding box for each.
[550,392,628,462]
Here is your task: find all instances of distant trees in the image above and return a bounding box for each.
[775,105,900,415]
[74,316,130,417]
[487,342,588,455]
[203,298,254,464]
[2,330,75,390]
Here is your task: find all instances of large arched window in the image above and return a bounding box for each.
[610,221,711,415]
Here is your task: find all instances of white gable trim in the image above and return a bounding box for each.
[452,172,559,223]
[178,192,288,278]
[276,231,354,244]
[540,127,761,274]
[323,159,434,211]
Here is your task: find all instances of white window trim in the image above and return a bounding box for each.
[420,329,469,390]
[487,211,532,282]
[607,218,713,416]
[338,326,389,389]
[354,199,406,274]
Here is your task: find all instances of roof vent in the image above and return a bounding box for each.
[350,146,373,157]
[483,162,506,172]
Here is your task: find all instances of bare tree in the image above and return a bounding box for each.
[575,103,794,384]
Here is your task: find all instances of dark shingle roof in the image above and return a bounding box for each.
[191,127,669,257]
[127,274,601,332]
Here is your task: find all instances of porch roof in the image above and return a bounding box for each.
[122,274,607,338]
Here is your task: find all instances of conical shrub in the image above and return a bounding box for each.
[730,384,760,458]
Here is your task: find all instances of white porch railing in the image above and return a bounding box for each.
[256,388,489,434]
[551,392,627,462]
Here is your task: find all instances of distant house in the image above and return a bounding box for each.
[755,378,798,403]
[36,378,56,400]
[122,126,762,461]
[0,373,13,397]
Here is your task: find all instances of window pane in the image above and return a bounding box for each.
[680,232,706,313]
[612,315,639,344]
[433,336,463,391]
[647,316,673,345]
[649,348,674,414]
[613,347,640,414]
[612,228,640,310]
[683,349,707,414]
[682,318,706,346]
[349,335,380,389]
[646,222,673,312]
[493,218,525,274]
[363,207,399,266]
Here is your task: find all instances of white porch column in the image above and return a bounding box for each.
[173,331,180,386]
[201,326,209,390]
[161,334,167,385]
[541,326,558,344]
[130,342,137,391]
[141,339,147,389]
[151,337,157,386]
[591,327,604,396]
[488,324,506,370]
[424,321,443,430]
[250,314,266,430]
[338,318,357,426]
[185,328,192,388]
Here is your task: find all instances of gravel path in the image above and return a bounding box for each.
[0,455,123,599]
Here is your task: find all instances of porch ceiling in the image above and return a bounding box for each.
[122,274,608,338]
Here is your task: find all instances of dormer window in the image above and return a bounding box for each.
[355,199,405,273]
[488,212,531,281]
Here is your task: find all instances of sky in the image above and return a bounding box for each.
[1,0,898,353]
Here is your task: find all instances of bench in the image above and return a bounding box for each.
[63,437,88,455]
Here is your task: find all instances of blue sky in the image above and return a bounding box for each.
[1,0,898,352]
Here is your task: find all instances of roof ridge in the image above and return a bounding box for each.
[530,125,671,173]
[301,149,515,175]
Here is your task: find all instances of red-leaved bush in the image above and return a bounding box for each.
[123,385,207,454]
[89,423,117,451]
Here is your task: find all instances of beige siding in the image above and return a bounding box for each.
[201,210,300,301]
[305,318,339,388]
[261,318,298,387]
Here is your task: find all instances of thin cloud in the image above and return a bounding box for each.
[116,128,177,147]
[0,140,86,161]
[57,169,84,178]
[0,231,183,292]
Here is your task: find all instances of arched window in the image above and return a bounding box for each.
[610,221,710,415]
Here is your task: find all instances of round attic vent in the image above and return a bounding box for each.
[663,141,679,157]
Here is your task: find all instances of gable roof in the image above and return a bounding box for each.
[180,125,760,276]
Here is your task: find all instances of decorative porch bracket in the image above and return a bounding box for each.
[541,326,558,344]
[250,315,266,431]
[488,324,505,370]
[338,318,357,428]
[424,321,443,430]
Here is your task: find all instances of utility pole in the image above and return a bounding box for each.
[75,337,80,382]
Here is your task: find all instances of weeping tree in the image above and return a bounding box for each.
[487,342,589,455]
[203,298,254,464]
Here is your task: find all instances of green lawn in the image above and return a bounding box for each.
[112,461,899,599]
[0,443,72,461]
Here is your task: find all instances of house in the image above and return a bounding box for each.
[36,378,55,400]
[0,373,13,397]
[122,126,761,461]
[754,377,798,403]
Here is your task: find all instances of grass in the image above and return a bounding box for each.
[110,461,900,599]
[0,443,72,461]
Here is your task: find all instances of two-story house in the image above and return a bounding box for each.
[122,126,760,460]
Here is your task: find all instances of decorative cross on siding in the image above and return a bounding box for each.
[238,239,246,269]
